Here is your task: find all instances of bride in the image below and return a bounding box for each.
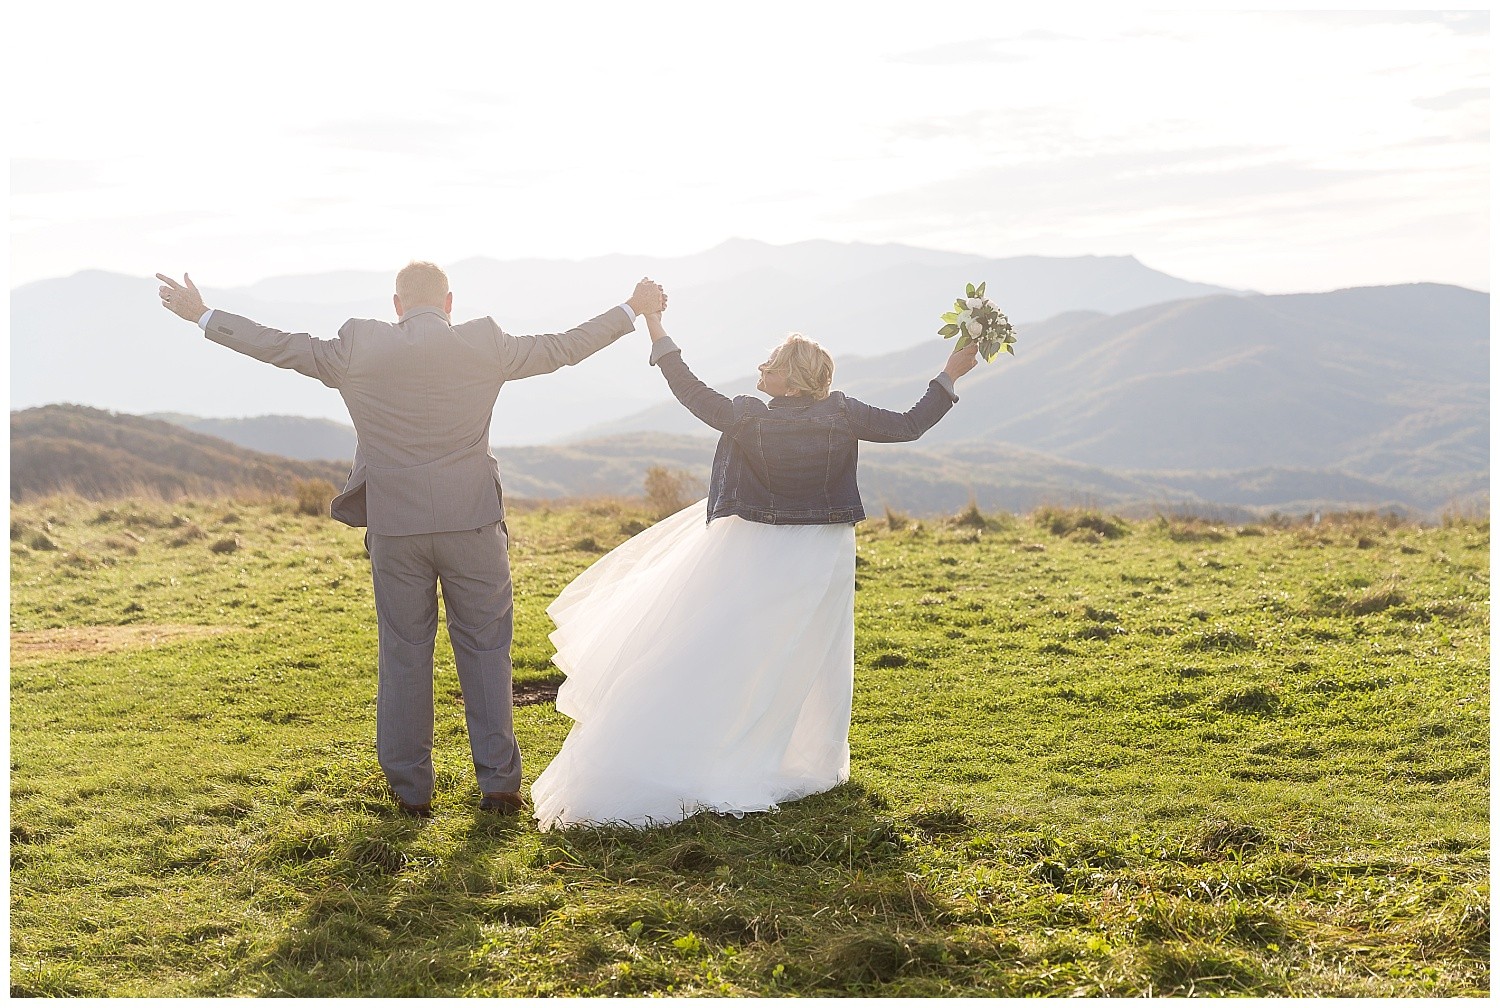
[530,306,979,829]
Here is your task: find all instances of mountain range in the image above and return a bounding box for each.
[598,283,1488,499]
[10,239,1488,517]
[11,239,1236,446]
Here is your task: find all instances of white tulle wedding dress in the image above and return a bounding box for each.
[530,500,856,830]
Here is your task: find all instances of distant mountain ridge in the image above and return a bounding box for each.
[147,413,357,463]
[112,280,1487,517]
[11,239,1241,446]
[592,282,1488,503]
[12,242,1485,517]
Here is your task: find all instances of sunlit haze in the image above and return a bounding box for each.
[8,3,1489,294]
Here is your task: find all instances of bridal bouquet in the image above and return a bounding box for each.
[939,282,1016,361]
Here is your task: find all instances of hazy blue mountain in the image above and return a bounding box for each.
[11,239,1239,445]
[147,413,357,463]
[17,245,1484,517]
[589,283,1488,501]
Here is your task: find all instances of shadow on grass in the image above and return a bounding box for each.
[202,780,1018,997]
[201,774,1491,997]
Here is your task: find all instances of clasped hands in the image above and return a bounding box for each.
[628,277,667,319]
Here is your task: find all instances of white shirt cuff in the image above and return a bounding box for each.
[649,336,681,366]
[197,309,213,330]
[620,302,636,323]
[934,372,958,402]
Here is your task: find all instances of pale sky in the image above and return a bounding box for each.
[7,3,1490,294]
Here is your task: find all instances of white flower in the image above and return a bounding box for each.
[966,297,984,309]
[983,298,996,309]
[965,319,984,336]
[956,310,972,327]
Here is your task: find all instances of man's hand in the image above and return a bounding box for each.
[627,277,667,317]
[943,343,980,382]
[157,273,208,323]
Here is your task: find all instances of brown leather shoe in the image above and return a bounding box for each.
[395,796,433,818]
[479,791,527,814]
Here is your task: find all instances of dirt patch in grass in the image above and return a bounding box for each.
[10,623,239,658]
[512,681,560,705]
[453,681,561,707]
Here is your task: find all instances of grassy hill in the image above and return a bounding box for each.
[10,405,348,502]
[9,495,1488,996]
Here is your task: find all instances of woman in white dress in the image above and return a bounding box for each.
[530,309,979,829]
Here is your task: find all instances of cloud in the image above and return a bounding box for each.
[829,149,1381,233]
[11,159,108,195]
[299,119,476,154]
[1412,88,1489,112]
[886,106,1077,144]
[1392,129,1491,150]
[1281,10,1488,34]
[887,39,1029,65]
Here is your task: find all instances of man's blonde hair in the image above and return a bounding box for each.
[395,261,450,308]
[767,333,834,400]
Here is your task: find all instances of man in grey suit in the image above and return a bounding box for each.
[157,263,666,817]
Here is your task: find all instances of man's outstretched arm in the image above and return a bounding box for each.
[495,277,667,380]
[157,272,351,389]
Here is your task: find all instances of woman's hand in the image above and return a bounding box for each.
[645,311,668,342]
[943,343,980,382]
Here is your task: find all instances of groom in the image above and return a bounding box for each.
[157,263,666,816]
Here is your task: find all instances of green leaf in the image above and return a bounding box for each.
[965,283,976,298]
[956,334,972,349]
[954,299,968,313]
[976,281,987,297]
[1003,342,1015,355]
[940,312,959,323]
[939,323,960,337]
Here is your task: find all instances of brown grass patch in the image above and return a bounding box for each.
[10,624,239,659]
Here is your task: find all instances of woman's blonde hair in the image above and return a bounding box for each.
[766,333,834,400]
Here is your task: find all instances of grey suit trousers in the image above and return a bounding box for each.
[366,521,520,803]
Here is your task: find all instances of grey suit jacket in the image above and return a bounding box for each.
[204,304,635,535]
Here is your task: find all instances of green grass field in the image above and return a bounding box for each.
[9,496,1489,996]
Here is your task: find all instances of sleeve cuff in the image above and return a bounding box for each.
[619,302,637,323]
[934,372,958,403]
[649,336,682,366]
[197,309,214,330]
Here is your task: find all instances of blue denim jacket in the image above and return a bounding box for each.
[650,337,958,525]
